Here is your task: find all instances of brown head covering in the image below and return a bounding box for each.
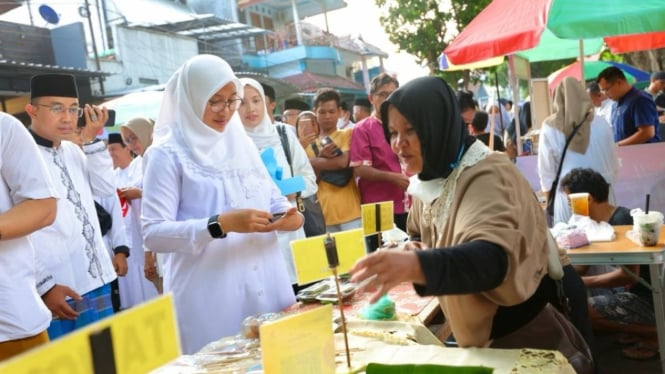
[121,117,154,150]
[544,77,593,154]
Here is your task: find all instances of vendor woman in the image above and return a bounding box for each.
[350,76,593,374]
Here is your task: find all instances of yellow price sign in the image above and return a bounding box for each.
[291,229,366,285]
[261,305,335,374]
[0,294,180,374]
[361,201,394,235]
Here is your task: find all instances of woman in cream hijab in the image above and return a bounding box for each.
[141,55,302,354]
[237,78,317,291]
[538,76,618,225]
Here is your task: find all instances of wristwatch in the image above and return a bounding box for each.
[207,215,227,238]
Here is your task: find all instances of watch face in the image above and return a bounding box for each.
[208,217,224,238]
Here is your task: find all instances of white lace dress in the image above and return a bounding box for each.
[141,138,295,354]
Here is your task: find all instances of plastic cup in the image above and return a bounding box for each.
[568,192,590,216]
[633,211,664,246]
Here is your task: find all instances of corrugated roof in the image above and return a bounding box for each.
[337,35,389,58]
[113,0,269,42]
[0,59,106,78]
[235,71,300,98]
[238,0,348,20]
[0,0,20,15]
[281,71,364,93]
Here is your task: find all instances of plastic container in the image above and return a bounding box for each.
[630,210,663,246]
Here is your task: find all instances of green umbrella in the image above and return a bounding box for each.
[548,0,665,39]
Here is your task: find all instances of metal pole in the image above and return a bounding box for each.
[26,0,34,26]
[84,0,104,95]
[508,55,522,155]
[291,0,303,46]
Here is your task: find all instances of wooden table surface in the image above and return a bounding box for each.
[568,225,664,253]
[567,225,665,265]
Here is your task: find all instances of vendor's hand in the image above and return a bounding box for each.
[80,105,108,143]
[319,143,342,158]
[350,250,425,303]
[265,207,302,232]
[119,187,142,200]
[42,284,81,320]
[219,209,273,233]
[144,251,158,281]
[392,173,410,191]
[113,253,128,276]
[403,240,428,251]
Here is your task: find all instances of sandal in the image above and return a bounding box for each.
[621,342,659,360]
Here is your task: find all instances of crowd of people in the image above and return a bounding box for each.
[1,55,663,371]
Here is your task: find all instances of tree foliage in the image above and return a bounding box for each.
[375,0,491,76]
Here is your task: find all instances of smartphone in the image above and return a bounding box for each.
[298,118,315,138]
[105,109,116,127]
[77,108,116,128]
[320,136,342,156]
[269,212,285,222]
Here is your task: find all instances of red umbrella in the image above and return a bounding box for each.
[444,0,551,64]
[605,31,665,54]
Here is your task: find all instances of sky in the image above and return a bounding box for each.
[304,0,430,84]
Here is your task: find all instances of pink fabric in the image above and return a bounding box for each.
[349,117,406,214]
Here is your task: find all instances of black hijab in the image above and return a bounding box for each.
[380,76,475,181]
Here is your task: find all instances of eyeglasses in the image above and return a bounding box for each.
[123,134,139,144]
[208,98,243,113]
[600,81,616,95]
[372,91,394,100]
[34,104,83,117]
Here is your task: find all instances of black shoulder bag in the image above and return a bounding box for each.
[546,112,590,223]
[276,125,327,237]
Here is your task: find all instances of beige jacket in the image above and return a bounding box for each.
[407,153,550,347]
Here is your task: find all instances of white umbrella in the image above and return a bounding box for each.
[103,90,164,130]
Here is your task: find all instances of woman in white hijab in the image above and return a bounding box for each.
[237,78,317,290]
[141,55,301,354]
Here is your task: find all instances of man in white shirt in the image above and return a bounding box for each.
[0,113,57,360]
[337,101,355,130]
[25,74,124,339]
[644,71,665,100]
[586,82,614,127]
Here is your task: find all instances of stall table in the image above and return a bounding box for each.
[284,282,442,326]
[567,225,665,373]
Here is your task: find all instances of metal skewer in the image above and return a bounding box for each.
[324,233,351,369]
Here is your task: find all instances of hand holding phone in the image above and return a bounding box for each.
[269,212,286,223]
[320,136,343,157]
